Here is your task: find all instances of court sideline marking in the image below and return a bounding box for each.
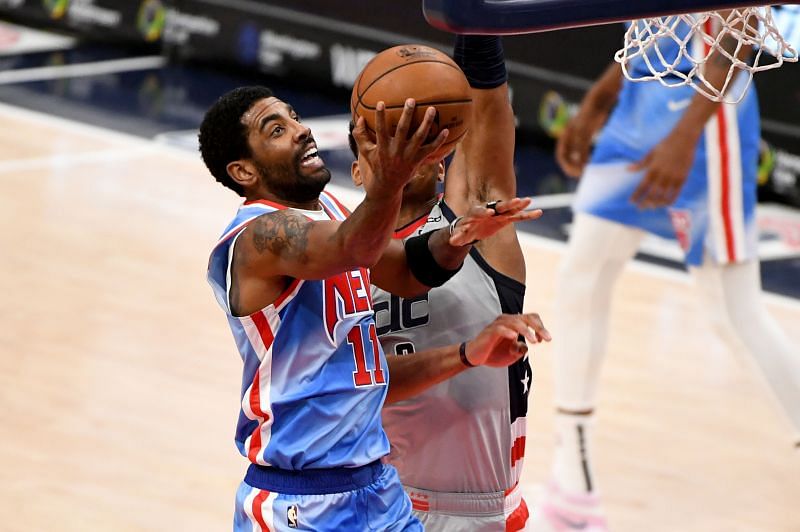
[0,56,166,85]
[0,99,797,312]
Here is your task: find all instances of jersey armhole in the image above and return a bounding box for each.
[439,200,525,313]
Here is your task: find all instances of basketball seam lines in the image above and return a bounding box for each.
[355,59,465,110]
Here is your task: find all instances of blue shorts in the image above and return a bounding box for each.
[233,461,422,531]
[574,80,760,266]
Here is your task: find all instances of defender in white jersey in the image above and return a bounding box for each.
[200,86,544,531]
[350,36,547,531]
[531,17,800,532]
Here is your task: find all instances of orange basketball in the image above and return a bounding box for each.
[351,44,472,152]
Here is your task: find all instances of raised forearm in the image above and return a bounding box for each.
[384,344,466,404]
[335,189,403,267]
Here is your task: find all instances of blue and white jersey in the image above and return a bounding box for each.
[207,191,390,470]
[575,21,761,266]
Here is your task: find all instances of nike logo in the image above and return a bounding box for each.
[667,98,691,112]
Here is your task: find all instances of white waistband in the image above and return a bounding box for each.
[404,483,523,517]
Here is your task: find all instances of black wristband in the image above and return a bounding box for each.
[404,230,463,288]
[459,342,476,368]
[453,35,508,89]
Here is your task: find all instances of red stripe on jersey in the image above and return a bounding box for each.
[504,481,518,497]
[273,278,301,309]
[716,106,737,262]
[252,489,271,530]
[322,191,352,217]
[247,422,262,463]
[319,200,337,221]
[510,436,526,466]
[505,498,529,532]
[243,198,288,210]
[393,214,429,239]
[702,19,736,262]
[250,311,275,352]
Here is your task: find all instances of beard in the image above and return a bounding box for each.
[254,156,331,204]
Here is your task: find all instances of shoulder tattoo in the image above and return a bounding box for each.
[250,211,312,263]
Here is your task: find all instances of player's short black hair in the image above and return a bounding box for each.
[347,120,358,160]
[199,86,275,197]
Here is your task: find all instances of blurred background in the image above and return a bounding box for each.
[1,1,798,531]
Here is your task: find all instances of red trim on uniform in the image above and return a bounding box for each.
[510,436,526,467]
[246,311,275,462]
[243,198,288,210]
[248,370,267,419]
[393,214,429,240]
[252,489,271,530]
[248,421,262,463]
[322,191,352,217]
[273,278,302,309]
[319,200,338,221]
[716,106,737,262]
[702,19,736,262]
[505,498,529,532]
[410,498,430,512]
[251,311,276,351]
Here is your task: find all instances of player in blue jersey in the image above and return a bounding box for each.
[530,16,800,532]
[200,86,545,531]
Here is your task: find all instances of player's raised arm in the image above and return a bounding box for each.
[445,35,518,212]
[442,35,543,282]
[369,197,541,297]
[234,100,450,283]
[556,62,623,178]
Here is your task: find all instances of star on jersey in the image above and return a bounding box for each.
[520,370,530,394]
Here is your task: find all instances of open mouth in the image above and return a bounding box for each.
[300,146,323,168]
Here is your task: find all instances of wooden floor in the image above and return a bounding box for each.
[1,102,798,532]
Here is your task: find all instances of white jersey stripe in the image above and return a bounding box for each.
[239,311,278,465]
[242,487,260,532]
[262,492,278,531]
[722,101,746,261]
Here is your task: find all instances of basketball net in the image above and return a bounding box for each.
[614,6,798,103]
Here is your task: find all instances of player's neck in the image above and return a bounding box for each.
[397,194,439,229]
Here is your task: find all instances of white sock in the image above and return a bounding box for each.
[552,411,596,494]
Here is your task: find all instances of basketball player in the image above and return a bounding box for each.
[201,86,544,531]
[349,36,539,531]
[530,17,800,531]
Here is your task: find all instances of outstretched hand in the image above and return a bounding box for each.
[448,197,543,247]
[351,99,451,197]
[465,313,551,368]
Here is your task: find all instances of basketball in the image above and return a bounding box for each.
[351,44,472,152]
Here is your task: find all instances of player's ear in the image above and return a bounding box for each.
[437,161,446,183]
[227,159,260,189]
[351,160,363,187]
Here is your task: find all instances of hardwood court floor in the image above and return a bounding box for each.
[1,103,798,531]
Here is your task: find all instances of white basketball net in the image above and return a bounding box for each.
[615,6,798,103]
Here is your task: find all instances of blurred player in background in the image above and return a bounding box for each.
[530,15,800,532]
[202,86,542,531]
[350,36,545,531]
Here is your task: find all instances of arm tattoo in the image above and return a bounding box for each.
[251,211,312,263]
